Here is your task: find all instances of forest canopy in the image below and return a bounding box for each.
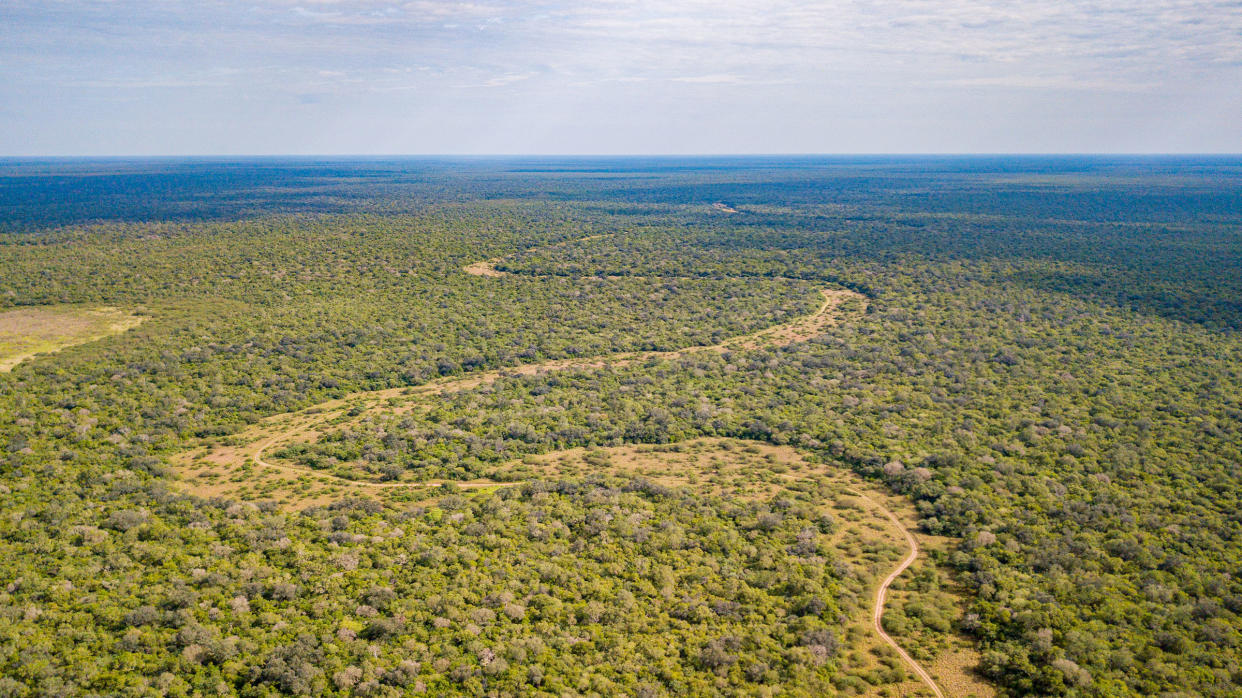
[1,156,1241,697]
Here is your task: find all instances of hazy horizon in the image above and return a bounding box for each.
[4,1,1241,156]
[4,153,1242,160]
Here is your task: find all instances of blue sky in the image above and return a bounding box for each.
[2,1,1241,155]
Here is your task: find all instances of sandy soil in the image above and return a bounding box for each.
[0,305,144,372]
[463,260,507,277]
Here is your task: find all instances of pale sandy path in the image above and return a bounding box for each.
[247,388,944,698]
[234,282,861,482]
[858,487,947,698]
[191,240,938,695]
[252,430,945,698]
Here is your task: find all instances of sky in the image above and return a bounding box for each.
[2,1,1241,155]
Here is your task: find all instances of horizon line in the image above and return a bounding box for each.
[3,152,1242,160]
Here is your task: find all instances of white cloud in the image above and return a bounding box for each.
[479,72,535,88]
[1,0,1240,152]
[931,75,1158,93]
[670,74,742,84]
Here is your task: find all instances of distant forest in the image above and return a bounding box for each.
[1,156,1240,696]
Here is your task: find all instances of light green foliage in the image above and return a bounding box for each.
[1,159,1241,696]
[0,480,846,695]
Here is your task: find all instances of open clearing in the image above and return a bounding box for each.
[463,233,613,277]
[462,259,507,277]
[0,305,144,372]
[177,436,990,696]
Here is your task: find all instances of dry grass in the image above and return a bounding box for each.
[170,411,505,510]
[724,288,862,349]
[171,435,990,696]
[0,305,144,372]
[850,490,996,698]
[463,260,507,277]
[884,528,996,698]
[463,233,614,278]
[505,439,990,697]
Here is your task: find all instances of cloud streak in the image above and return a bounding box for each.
[0,1,1239,153]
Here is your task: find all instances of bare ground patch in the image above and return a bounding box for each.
[0,305,144,372]
[463,233,613,277]
[463,260,507,277]
[171,435,988,696]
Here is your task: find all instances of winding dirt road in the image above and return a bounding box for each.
[246,388,946,697]
[190,239,944,697]
[252,431,947,697]
[866,491,947,697]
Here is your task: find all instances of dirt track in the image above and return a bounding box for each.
[863,489,947,697]
[179,240,943,697]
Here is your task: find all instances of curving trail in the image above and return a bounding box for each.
[251,434,946,697]
[229,284,858,483]
[227,282,861,489]
[185,238,941,697]
[860,489,947,698]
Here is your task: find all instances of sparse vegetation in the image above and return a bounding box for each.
[0,305,142,371]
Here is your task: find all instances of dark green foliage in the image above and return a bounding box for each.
[2,157,1241,696]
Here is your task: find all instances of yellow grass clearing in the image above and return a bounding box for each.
[0,305,144,372]
[463,260,507,277]
[171,436,991,696]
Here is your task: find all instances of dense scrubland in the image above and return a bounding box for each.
[1,157,1240,696]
